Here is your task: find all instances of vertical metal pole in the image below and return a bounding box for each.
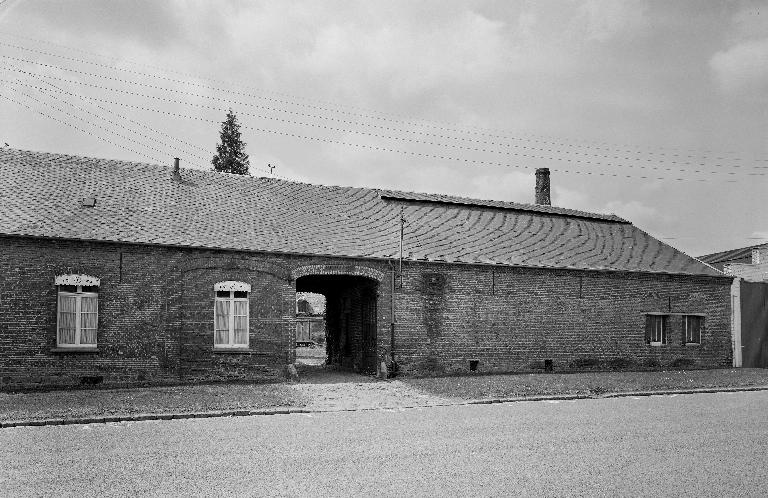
[399,206,404,288]
[391,268,396,358]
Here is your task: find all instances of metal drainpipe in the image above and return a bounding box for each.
[387,260,396,369]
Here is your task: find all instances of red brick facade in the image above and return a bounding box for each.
[0,235,732,389]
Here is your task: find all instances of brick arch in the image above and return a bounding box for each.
[291,264,385,282]
[171,255,292,281]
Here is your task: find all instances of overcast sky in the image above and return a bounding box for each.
[0,0,766,257]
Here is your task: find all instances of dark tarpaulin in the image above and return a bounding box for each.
[741,281,768,368]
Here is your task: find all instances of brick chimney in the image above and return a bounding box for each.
[535,168,551,206]
[171,157,181,181]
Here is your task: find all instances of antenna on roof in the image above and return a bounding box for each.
[268,163,275,175]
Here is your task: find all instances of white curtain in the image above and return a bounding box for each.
[80,296,98,344]
[233,301,248,345]
[58,295,77,344]
[214,299,230,345]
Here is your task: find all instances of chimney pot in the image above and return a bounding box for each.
[535,168,551,206]
[171,157,181,181]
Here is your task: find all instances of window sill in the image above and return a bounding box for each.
[213,348,251,354]
[51,347,99,353]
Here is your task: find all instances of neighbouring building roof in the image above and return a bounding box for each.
[699,244,765,271]
[0,148,723,277]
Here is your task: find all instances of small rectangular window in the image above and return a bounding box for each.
[645,314,668,346]
[683,315,703,345]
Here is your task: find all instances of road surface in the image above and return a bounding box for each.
[2,391,767,496]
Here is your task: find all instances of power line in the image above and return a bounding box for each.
[0,91,165,164]
[3,82,205,167]
[5,75,751,182]
[1,42,765,163]
[2,35,758,160]
[9,78,212,166]
[2,66,764,180]
[2,83,288,179]
[9,61,761,172]
[19,72,214,160]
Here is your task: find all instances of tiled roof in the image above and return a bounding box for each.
[0,148,722,277]
[699,244,765,271]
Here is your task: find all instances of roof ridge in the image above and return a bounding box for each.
[0,147,620,222]
[0,148,623,224]
[0,147,723,277]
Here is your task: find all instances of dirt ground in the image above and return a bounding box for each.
[292,364,453,411]
[3,368,768,423]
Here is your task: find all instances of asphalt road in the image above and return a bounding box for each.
[2,391,767,497]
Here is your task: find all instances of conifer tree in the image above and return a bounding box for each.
[212,110,250,175]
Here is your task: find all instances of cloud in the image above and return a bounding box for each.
[294,8,508,99]
[709,38,768,93]
[575,0,649,42]
[603,199,659,226]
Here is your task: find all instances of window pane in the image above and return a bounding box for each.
[686,316,701,343]
[233,301,247,316]
[81,312,98,330]
[81,296,98,313]
[80,328,97,345]
[81,286,99,293]
[216,291,230,298]
[214,299,230,345]
[58,296,77,344]
[233,291,248,299]
[234,316,248,345]
[59,295,77,312]
[214,329,229,345]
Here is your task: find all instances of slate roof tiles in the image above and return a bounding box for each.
[0,148,722,277]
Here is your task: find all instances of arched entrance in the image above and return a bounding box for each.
[294,266,382,374]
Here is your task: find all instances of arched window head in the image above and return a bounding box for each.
[213,281,251,292]
[55,274,101,287]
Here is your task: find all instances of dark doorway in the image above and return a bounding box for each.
[741,281,768,368]
[296,274,379,374]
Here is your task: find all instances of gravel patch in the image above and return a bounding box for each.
[291,380,453,411]
[404,368,768,400]
[0,383,304,423]
[3,368,768,424]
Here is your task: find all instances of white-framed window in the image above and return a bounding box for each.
[683,315,703,345]
[645,314,668,346]
[55,274,100,348]
[214,281,250,349]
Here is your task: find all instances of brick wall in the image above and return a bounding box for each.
[393,262,733,375]
[0,235,733,389]
[0,237,301,389]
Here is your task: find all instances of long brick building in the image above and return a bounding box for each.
[0,148,731,389]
